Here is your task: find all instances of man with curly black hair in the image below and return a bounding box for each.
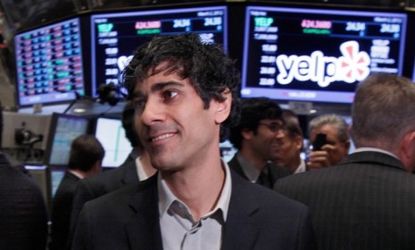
[72,34,315,250]
[228,97,290,188]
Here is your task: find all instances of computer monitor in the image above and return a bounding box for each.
[14,17,86,107]
[44,113,89,167]
[94,117,132,168]
[50,167,66,197]
[241,5,407,104]
[90,5,228,96]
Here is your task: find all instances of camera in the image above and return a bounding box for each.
[312,133,327,151]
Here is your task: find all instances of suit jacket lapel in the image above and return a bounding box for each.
[121,156,140,186]
[222,171,260,250]
[124,176,163,250]
[228,155,250,181]
[122,168,265,250]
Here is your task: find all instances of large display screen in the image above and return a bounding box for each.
[241,6,407,103]
[90,5,227,96]
[94,117,132,168]
[45,113,89,166]
[14,17,85,107]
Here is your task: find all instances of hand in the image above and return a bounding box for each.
[306,144,336,170]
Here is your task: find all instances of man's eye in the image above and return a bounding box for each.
[269,123,284,132]
[162,90,178,100]
[133,99,146,111]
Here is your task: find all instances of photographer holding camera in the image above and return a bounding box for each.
[275,74,415,249]
[306,114,350,170]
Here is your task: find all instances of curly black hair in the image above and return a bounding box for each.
[228,97,282,150]
[121,33,240,130]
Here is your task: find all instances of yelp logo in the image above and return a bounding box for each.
[275,41,370,87]
[338,41,370,83]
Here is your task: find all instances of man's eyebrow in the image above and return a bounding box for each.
[150,81,184,92]
[132,81,185,98]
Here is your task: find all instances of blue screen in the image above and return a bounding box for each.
[50,168,65,197]
[46,114,89,166]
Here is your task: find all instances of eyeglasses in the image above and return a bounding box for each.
[258,122,285,133]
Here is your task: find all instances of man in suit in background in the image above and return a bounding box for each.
[72,34,315,250]
[272,109,306,174]
[50,134,104,250]
[68,102,156,248]
[0,106,48,250]
[228,97,290,188]
[275,74,415,250]
[306,114,350,170]
[70,102,156,248]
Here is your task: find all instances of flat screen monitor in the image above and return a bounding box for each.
[90,5,228,96]
[45,113,89,166]
[241,5,407,104]
[14,17,86,107]
[50,167,65,197]
[94,117,132,168]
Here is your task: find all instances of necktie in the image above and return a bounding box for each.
[257,164,273,188]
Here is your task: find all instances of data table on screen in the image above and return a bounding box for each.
[14,18,85,106]
[90,6,228,96]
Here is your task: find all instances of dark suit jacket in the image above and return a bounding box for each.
[68,152,139,248]
[274,151,415,250]
[72,170,315,250]
[50,171,81,250]
[228,154,290,188]
[0,152,48,250]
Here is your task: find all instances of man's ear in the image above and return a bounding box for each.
[241,128,254,140]
[295,135,304,151]
[398,131,415,172]
[214,88,232,124]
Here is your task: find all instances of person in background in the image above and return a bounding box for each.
[0,106,48,250]
[50,134,104,250]
[228,97,290,188]
[68,102,156,249]
[272,109,306,174]
[306,114,350,170]
[275,74,415,249]
[72,33,315,250]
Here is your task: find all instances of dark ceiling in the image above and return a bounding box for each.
[0,0,160,31]
[0,0,408,32]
